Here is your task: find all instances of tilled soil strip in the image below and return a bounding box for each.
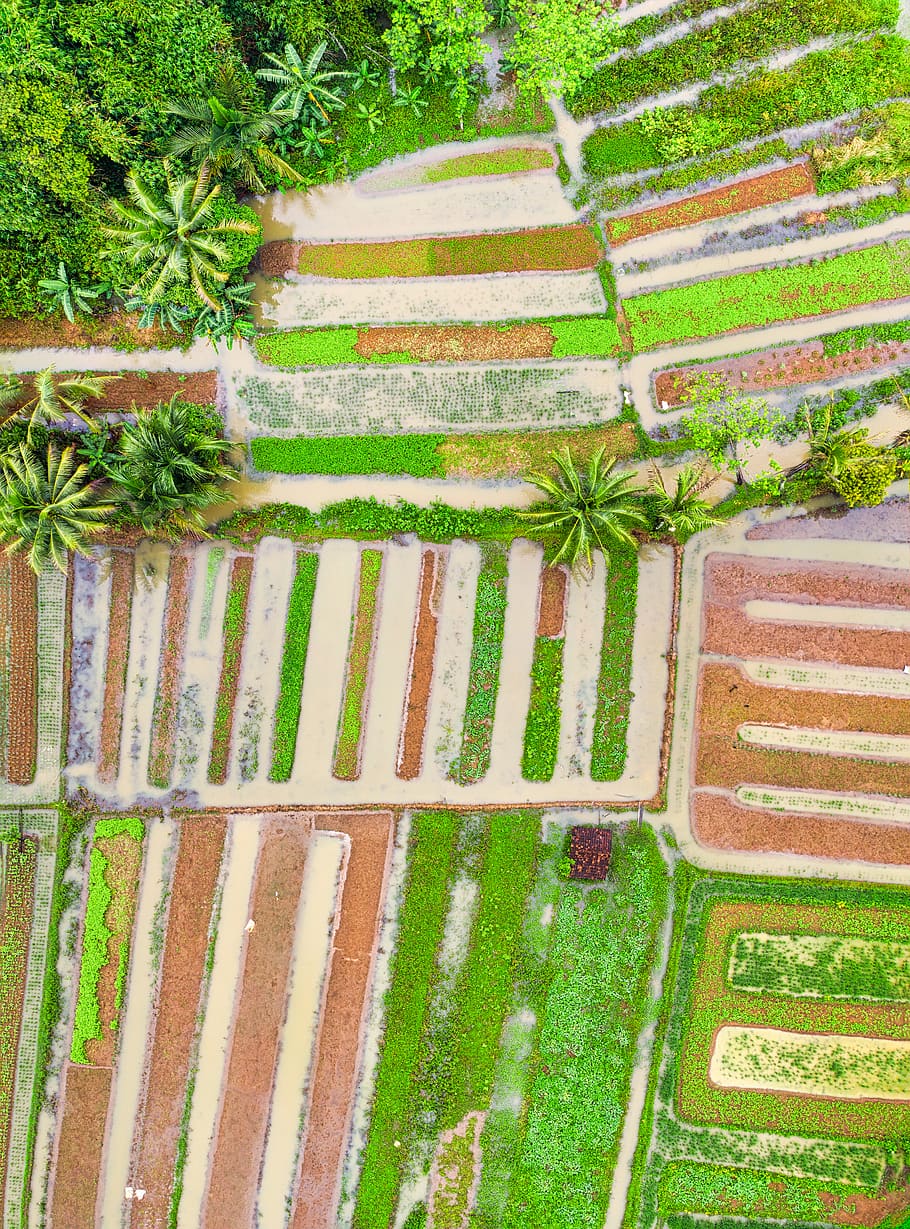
[49,1065,113,1229]
[131,816,228,1228]
[609,163,813,246]
[746,499,910,544]
[398,549,444,780]
[0,839,36,1211]
[291,810,394,1229]
[693,791,910,865]
[204,816,311,1229]
[148,552,190,789]
[355,322,556,362]
[208,555,254,786]
[14,370,218,414]
[98,550,135,784]
[696,662,910,797]
[334,550,384,782]
[705,553,909,608]
[537,565,567,637]
[0,554,9,779]
[7,552,38,784]
[703,604,910,669]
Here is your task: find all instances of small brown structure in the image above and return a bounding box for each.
[568,826,612,881]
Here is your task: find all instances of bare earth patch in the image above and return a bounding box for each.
[49,1065,113,1229]
[537,565,567,637]
[7,553,37,784]
[355,322,556,362]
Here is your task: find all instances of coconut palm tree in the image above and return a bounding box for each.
[166,62,304,192]
[790,401,870,482]
[104,164,257,310]
[256,41,349,124]
[520,447,647,572]
[647,462,721,538]
[0,376,24,430]
[17,367,116,441]
[0,443,114,573]
[111,396,238,535]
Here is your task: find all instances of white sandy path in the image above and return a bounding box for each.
[252,172,577,242]
[745,599,910,629]
[743,659,910,698]
[252,269,607,328]
[173,544,233,795]
[257,831,348,1229]
[360,540,422,784]
[424,543,482,783]
[176,814,261,1229]
[488,540,543,785]
[735,785,910,824]
[557,553,608,778]
[229,537,296,785]
[739,723,910,761]
[291,540,360,786]
[615,212,910,294]
[99,818,177,1229]
[67,549,112,771]
[117,543,170,800]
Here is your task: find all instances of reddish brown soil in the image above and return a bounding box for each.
[399,550,444,780]
[205,816,312,1229]
[695,662,910,797]
[0,554,10,779]
[98,550,135,783]
[333,550,383,782]
[746,499,909,543]
[356,322,556,362]
[704,604,910,669]
[705,553,908,608]
[610,163,814,246]
[147,551,190,789]
[207,555,254,785]
[13,370,218,414]
[824,1188,910,1227]
[0,312,182,352]
[7,552,37,784]
[131,816,227,1228]
[292,810,394,1229]
[0,839,36,1210]
[49,1064,113,1229]
[654,336,910,406]
[537,566,567,637]
[85,830,143,1067]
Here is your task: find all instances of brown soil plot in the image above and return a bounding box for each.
[399,549,445,780]
[0,839,36,1211]
[131,815,228,1228]
[355,322,556,362]
[0,311,180,352]
[703,602,910,669]
[48,1065,113,1229]
[291,809,394,1229]
[148,551,190,790]
[537,565,567,637]
[13,370,218,415]
[204,815,312,1229]
[98,550,135,784]
[7,552,38,784]
[704,553,908,609]
[208,555,254,785]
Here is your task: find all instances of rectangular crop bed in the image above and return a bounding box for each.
[333,549,384,780]
[7,554,37,785]
[208,556,254,785]
[0,839,36,1210]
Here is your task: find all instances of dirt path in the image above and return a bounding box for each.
[204,815,311,1229]
[291,810,394,1229]
[49,1065,112,1229]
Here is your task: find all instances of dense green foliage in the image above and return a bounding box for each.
[269,550,319,782]
[728,931,910,1001]
[453,545,509,783]
[821,317,910,355]
[256,326,362,366]
[659,1162,875,1222]
[590,546,638,781]
[70,848,112,1063]
[521,636,565,782]
[250,434,445,477]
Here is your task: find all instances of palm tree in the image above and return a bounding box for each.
[112,396,238,534]
[520,447,647,572]
[166,62,304,192]
[18,367,115,441]
[790,401,869,482]
[0,443,114,573]
[647,463,721,538]
[104,164,257,310]
[0,376,23,430]
[38,263,109,322]
[256,41,349,124]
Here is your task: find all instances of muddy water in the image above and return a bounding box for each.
[176,814,261,1229]
[556,553,607,778]
[745,599,910,629]
[256,831,348,1229]
[488,540,543,783]
[98,818,177,1229]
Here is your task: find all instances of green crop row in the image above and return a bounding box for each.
[207,559,252,785]
[521,636,565,782]
[591,548,638,781]
[659,1161,875,1222]
[94,816,144,843]
[728,931,910,1001]
[574,0,896,116]
[269,551,319,783]
[250,435,446,478]
[422,146,553,181]
[70,847,112,1063]
[821,316,910,355]
[581,37,910,177]
[0,841,37,1172]
[452,545,509,784]
[334,549,383,780]
[625,239,910,350]
[612,0,731,52]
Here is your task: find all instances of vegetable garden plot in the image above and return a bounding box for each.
[5,555,36,786]
[96,550,134,786]
[334,549,384,781]
[728,932,910,1001]
[208,554,254,785]
[398,549,445,780]
[49,1066,112,1229]
[148,551,191,790]
[0,840,37,1213]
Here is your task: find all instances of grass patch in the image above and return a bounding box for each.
[269,551,319,783]
[255,326,360,367]
[250,435,445,478]
[821,316,910,355]
[625,239,910,349]
[333,548,383,780]
[591,547,638,781]
[549,316,621,357]
[521,636,565,782]
[452,545,509,784]
[423,147,553,181]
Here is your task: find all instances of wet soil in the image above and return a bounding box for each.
[0,840,36,1210]
[705,553,909,608]
[147,551,190,790]
[98,550,135,784]
[292,810,394,1229]
[12,370,217,414]
[746,499,910,542]
[7,553,37,784]
[131,816,228,1228]
[355,322,556,362]
[85,831,143,1067]
[703,603,910,669]
[399,550,443,780]
[208,555,254,786]
[205,815,311,1229]
[49,1064,113,1229]
[537,566,567,638]
[0,312,183,352]
[610,163,814,246]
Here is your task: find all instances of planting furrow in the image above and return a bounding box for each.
[269,550,320,782]
[739,724,910,759]
[557,555,608,778]
[334,549,385,781]
[292,540,359,787]
[97,550,135,786]
[735,784,910,822]
[176,815,261,1229]
[116,543,171,800]
[49,1066,112,1229]
[0,558,8,780]
[360,540,422,784]
[704,606,910,668]
[67,551,111,773]
[591,547,639,782]
[7,554,37,785]
[488,541,543,785]
[204,815,310,1229]
[147,550,191,790]
[129,816,228,1229]
[743,659,910,697]
[230,537,295,784]
[97,817,175,1229]
[293,810,393,1229]
[0,841,37,1213]
[398,549,446,780]
[207,555,254,786]
[623,545,676,798]
[424,543,481,782]
[453,544,510,785]
[256,831,348,1229]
